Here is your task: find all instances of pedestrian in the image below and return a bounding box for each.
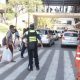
[23,23,43,71]
[6,25,15,62]
[21,28,29,58]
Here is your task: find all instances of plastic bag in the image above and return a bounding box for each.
[1,48,12,62]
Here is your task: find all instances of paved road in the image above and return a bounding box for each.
[0,40,76,80]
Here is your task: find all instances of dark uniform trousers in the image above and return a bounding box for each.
[28,47,39,69]
[8,44,13,54]
[21,42,27,57]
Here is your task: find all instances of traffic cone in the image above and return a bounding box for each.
[75,45,80,80]
[0,54,2,61]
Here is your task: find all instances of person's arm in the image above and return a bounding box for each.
[22,31,28,39]
[37,33,43,47]
[39,39,43,48]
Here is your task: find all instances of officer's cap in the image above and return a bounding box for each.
[30,23,34,29]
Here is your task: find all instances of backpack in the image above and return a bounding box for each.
[2,37,6,46]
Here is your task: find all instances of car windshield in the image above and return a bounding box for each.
[40,30,49,34]
[64,33,78,37]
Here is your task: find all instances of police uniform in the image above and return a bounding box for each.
[24,24,42,71]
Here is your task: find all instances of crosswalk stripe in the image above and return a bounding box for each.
[0,48,76,80]
[24,50,51,80]
[0,53,28,75]
[0,51,20,67]
[13,51,20,57]
[64,51,75,80]
[14,48,47,80]
[3,49,45,80]
[4,60,28,80]
[72,51,76,57]
[0,49,44,75]
[45,50,60,80]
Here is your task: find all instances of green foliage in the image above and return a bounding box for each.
[8,0,43,12]
[8,0,28,5]
[37,17,57,29]
[6,13,15,20]
[0,24,8,33]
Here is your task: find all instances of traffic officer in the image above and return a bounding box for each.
[23,23,43,71]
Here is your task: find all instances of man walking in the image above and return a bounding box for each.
[6,25,15,62]
[24,23,43,71]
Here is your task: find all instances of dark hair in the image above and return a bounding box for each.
[14,29,18,32]
[23,27,29,34]
[9,25,15,29]
[30,23,34,29]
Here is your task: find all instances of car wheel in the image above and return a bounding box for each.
[49,42,52,47]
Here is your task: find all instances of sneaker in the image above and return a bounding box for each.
[27,67,33,71]
[27,65,33,71]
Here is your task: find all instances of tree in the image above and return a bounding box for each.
[8,0,43,13]
[37,17,57,29]
[7,0,43,26]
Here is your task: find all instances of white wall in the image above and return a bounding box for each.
[0,0,6,4]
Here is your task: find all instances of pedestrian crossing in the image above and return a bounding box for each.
[0,48,76,80]
[64,51,75,80]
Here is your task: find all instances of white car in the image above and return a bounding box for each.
[61,31,79,47]
[37,29,54,46]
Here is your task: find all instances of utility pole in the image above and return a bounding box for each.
[62,0,64,13]
[28,0,30,27]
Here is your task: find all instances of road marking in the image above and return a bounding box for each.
[0,53,28,74]
[64,51,75,80]
[3,49,44,80]
[24,50,51,80]
[0,49,43,75]
[0,51,20,64]
[72,51,76,57]
[45,50,60,80]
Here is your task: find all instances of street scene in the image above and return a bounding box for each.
[0,40,76,80]
[0,0,80,80]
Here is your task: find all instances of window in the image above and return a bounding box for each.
[64,33,78,37]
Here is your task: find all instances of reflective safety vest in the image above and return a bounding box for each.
[28,30,37,43]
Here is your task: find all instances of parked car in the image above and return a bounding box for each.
[61,31,79,47]
[37,29,54,46]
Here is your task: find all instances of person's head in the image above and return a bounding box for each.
[14,29,18,32]
[9,25,15,33]
[23,27,29,34]
[30,23,34,29]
